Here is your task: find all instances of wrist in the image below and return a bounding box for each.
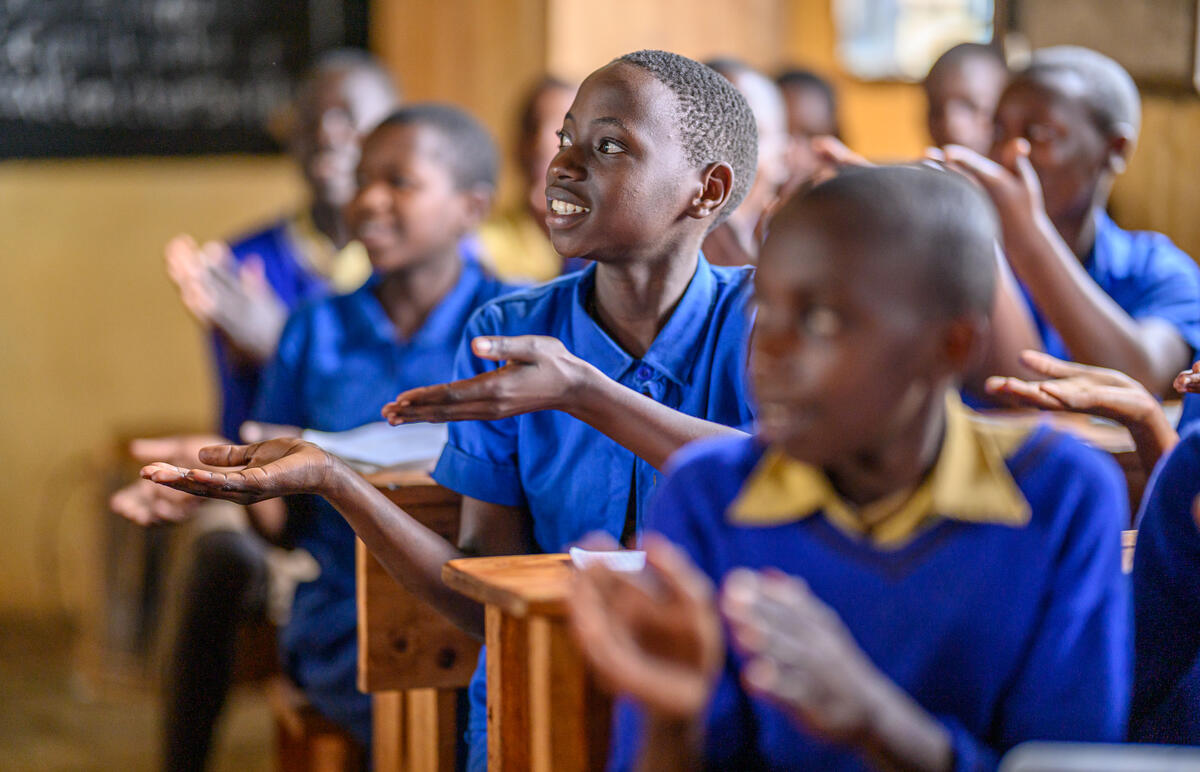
[316,451,355,500]
[561,359,607,420]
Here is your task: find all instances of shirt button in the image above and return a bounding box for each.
[636,365,653,380]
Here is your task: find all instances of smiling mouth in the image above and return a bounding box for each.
[549,199,590,215]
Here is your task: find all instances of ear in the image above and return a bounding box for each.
[686,162,734,221]
[456,184,495,232]
[1104,123,1136,175]
[943,315,986,375]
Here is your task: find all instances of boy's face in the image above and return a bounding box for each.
[992,76,1113,226]
[545,63,702,262]
[347,123,476,273]
[780,84,837,183]
[292,69,395,210]
[519,85,577,221]
[750,209,952,466]
[924,57,1006,153]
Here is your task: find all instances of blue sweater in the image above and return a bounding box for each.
[611,428,1131,771]
[1131,425,1200,742]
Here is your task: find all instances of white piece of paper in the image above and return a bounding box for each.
[568,547,647,572]
[301,421,448,471]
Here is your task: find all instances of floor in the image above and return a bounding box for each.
[0,615,272,772]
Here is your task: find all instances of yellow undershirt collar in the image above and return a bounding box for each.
[728,393,1033,548]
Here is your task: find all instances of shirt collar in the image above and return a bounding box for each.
[728,392,1033,547]
[352,250,487,349]
[567,252,720,386]
[1083,209,1120,277]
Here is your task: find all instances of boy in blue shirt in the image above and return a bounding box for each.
[140,50,760,767]
[570,166,1131,770]
[943,46,1200,397]
[133,102,514,747]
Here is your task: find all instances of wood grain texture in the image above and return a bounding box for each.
[487,604,532,771]
[444,554,574,618]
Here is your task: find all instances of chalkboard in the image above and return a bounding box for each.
[0,0,367,158]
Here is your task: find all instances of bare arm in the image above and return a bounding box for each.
[945,141,1190,394]
[382,335,745,471]
[142,439,532,638]
[963,244,1045,396]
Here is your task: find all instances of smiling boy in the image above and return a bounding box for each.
[141,50,761,769]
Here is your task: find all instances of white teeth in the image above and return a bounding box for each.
[550,199,589,215]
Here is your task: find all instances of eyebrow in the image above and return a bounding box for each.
[591,116,630,132]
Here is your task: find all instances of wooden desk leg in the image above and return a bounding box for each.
[406,688,458,771]
[487,605,531,771]
[529,616,612,772]
[373,692,405,772]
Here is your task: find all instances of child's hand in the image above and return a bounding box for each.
[1173,360,1200,394]
[986,350,1159,425]
[568,533,724,721]
[140,438,339,505]
[381,335,595,424]
[110,478,201,526]
[941,140,1047,249]
[721,569,890,746]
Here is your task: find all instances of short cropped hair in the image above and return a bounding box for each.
[1022,45,1141,138]
[791,165,999,321]
[616,50,758,225]
[925,42,1006,84]
[376,103,498,190]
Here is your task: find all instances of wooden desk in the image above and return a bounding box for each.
[444,554,611,772]
[359,470,480,772]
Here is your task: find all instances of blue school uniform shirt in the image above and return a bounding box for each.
[431,255,756,767]
[1022,211,1200,364]
[250,256,515,744]
[610,405,1131,771]
[1130,424,1200,743]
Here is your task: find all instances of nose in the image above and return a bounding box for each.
[547,143,584,185]
[317,109,355,150]
[352,179,391,214]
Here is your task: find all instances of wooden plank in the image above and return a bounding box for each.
[487,605,532,771]
[405,688,458,772]
[443,554,574,618]
[372,692,405,772]
[356,475,480,693]
[528,615,611,772]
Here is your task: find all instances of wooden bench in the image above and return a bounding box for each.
[359,470,480,772]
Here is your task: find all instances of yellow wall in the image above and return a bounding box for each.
[0,156,304,615]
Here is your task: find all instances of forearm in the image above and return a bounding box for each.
[569,367,747,470]
[321,461,485,637]
[1007,216,1165,389]
[635,714,706,772]
[965,250,1044,394]
[856,679,953,772]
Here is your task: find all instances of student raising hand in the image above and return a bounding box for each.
[986,349,1177,473]
[721,569,953,772]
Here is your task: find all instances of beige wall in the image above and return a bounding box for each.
[0,156,304,615]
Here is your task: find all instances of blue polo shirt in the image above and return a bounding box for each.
[610,424,1130,771]
[1131,425,1200,743]
[1022,211,1200,363]
[250,256,515,744]
[432,255,756,769]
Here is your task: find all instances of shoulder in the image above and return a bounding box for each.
[464,270,585,334]
[707,263,756,304]
[227,219,290,259]
[659,434,765,512]
[1102,217,1200,282]
[1007,424,1127,530]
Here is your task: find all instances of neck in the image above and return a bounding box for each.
[373,249,463,339]
[1053,178,1113,261]
[823,384,949,508]
[310,199,350,249]
[591,244,701,359]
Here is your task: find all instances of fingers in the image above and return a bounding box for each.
[471,335,564,363]
[238,255,273,299]
[811,136,870,168]
[984,376,1069,411]
[643,533,714,608]
[941,144,1008,188]
[382,369,522,424]
[196,443,258,467]
[1175,363,1200,394]
[1018,349,1088,379]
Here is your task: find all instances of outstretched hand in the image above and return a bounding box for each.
[937,140,1047,249]
[567,533,724,721]
[111,478,202,526]
[381,335,595,424]
[1173,360,1200,395]
[985,350,1159,425]
[140,438,338,505]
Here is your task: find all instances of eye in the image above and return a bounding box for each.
[801,305,842,337]
[597,138,624,155]
[1025,123,1058,145]
[556,130,572,149]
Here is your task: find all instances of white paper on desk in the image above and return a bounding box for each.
[301,421,448,471]
[569,547,647,572]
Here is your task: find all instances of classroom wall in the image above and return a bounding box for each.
[0,157,305,616]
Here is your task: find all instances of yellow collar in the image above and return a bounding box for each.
[286,209,371,293]
[728,393,1033,548]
